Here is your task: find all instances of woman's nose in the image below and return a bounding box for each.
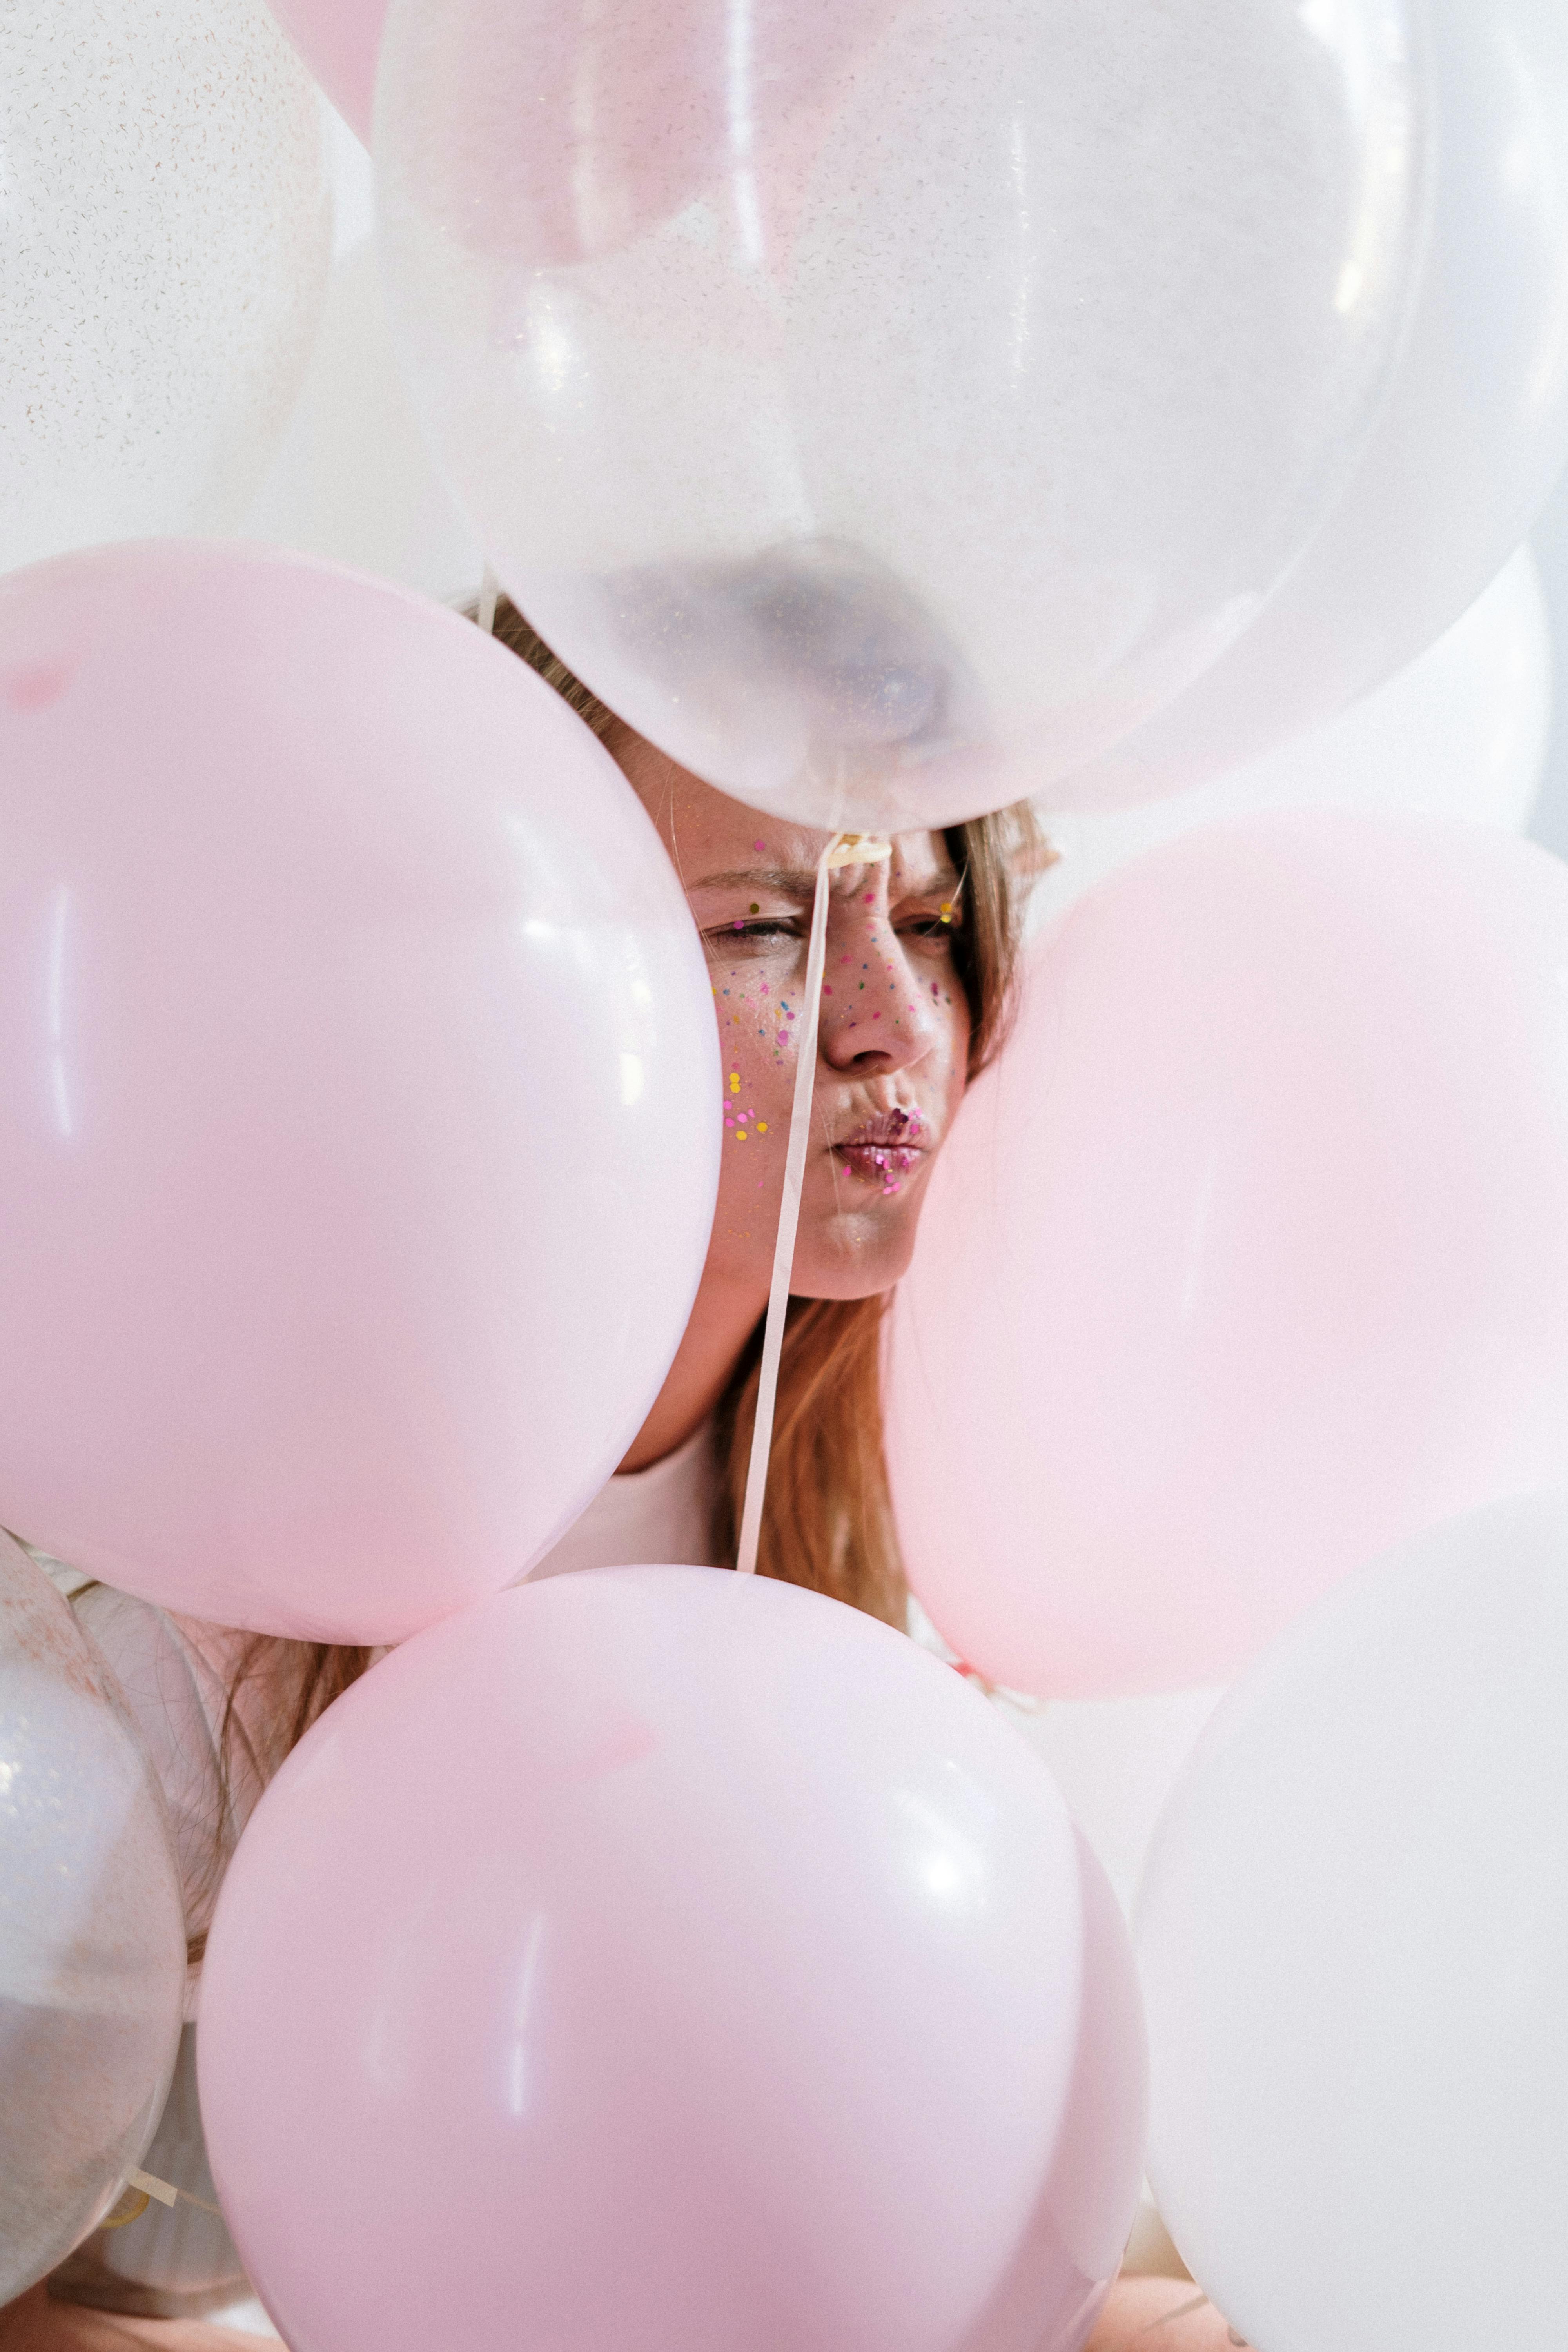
[817,929,944,1074]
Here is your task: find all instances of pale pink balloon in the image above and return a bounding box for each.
[887,813,1568,1697]
[198,1567,1147,2352]
[0,543,718,1641]
[266,0,386,140]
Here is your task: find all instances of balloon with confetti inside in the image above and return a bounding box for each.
[0,1533,185,2299]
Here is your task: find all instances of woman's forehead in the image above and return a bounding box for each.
[631,749,954,896]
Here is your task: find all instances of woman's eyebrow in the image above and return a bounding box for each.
[898,863,962,897]
[688,867,819,897]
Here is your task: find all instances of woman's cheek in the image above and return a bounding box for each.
[710,961,799,1189]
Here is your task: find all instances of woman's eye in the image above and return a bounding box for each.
[898,914,963,946]
[703,918,803,949]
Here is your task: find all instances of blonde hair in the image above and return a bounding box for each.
[193,600,1043,1953]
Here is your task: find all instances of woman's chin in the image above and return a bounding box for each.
[791,1191,927,1300]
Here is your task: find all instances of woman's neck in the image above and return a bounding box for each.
[617,1256,768,1472]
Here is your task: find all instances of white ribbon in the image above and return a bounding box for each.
[735,833,891,1578]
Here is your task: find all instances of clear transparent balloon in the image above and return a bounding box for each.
[1062,0,1568,806]
[0,0,331,574]
[377,0,1426,830]
[0,1535,185,2301]
[265,0,387,138]
[1031,547,1552,924]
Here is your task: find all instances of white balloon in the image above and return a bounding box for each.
[377,0,1426,831]
[0,1534,185,2299]
[1527,461,1568,857]
[1136,1490,1568,2352]
[0,0,332,574]
[1031,546,1552,926]
[1063,0,1568,807]
[239,99,482,599]
[240,241,483,601]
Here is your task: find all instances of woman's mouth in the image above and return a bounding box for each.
[832,1107,928,1196]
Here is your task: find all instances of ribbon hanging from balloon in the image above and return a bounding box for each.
[735,832,891,1578]
[92,2165,224,2236]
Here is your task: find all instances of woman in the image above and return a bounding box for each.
[3,602,1234,2352]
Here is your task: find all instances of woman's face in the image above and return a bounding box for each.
[615,730,972,1302]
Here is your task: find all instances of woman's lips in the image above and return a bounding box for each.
[832,1107,928,1195]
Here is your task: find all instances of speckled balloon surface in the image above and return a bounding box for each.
[0,1531,185,2299]
[0,0,332,571]
[377,0,1428,831]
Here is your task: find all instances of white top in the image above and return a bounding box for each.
[521,1419,722,1583]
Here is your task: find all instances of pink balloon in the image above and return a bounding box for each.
[887,813,1568,1697]
[0,543,718,1641]
[265,0,386,140]
[198,1567,1147,2352]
